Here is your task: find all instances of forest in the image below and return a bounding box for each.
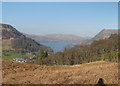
[38,34,119,65]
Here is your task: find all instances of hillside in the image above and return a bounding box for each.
[80,29,118,45]
[2,60,118,84]
[2,24,23,39]
[39,34,118,65]
[24,33,87,42]
[1,24,53,53]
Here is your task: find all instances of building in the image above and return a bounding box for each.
[13,58,27,63]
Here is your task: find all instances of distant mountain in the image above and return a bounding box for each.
[24,33,88,43]
[1,24,53,53]
[79,29,118,45]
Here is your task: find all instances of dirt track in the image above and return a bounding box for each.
[2,60,118,84]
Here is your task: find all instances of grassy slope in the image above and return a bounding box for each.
[2,39,35,61]
[2,52,35,61]
[2,60,118,84]
[2,40,13,50]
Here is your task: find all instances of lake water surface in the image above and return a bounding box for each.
[40,41,79,52]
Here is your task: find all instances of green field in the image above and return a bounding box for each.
[2,39,36,61]
[2,52,35,61]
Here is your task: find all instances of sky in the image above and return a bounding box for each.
[2,2,118,37]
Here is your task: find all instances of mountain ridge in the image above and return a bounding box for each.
[24,33,88,43]
[76,29,118,45]
[1,24,53,53]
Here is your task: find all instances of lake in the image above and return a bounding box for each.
[40,41,79,52]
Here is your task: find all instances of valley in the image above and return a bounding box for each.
[40,41,79,52]
[1,24,119,85]
[1,2,118,85]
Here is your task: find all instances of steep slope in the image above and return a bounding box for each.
[2,24,23,39]
[24,33,87,42]
[1,24,53,53]
[82,29,118,44]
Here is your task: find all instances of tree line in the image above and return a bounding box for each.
[38,34,118,65]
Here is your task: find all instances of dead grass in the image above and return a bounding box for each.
[2,60,118,84]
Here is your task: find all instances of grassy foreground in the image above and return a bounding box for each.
[2,60,118,84]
